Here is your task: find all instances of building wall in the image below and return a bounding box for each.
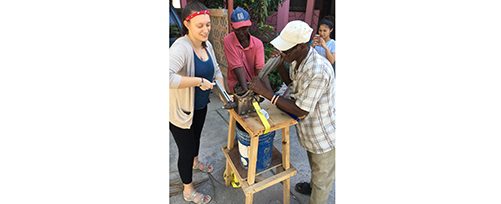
[266,10,321,34]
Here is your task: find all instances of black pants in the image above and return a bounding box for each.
[170,106,208,184]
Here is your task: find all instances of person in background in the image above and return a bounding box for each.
[223,7,271,95]
[312,17,336,70]
[322,15,335,40]
[249,20,336,204]
[169,1,228,203]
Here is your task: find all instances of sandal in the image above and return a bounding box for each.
[295,182,312,195]
[183,191,212,204]
[193,161,214,173]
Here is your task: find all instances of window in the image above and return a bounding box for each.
[289,0,306,12]
[289,0,323,12]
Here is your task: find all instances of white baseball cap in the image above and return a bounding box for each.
[271,20,313,51]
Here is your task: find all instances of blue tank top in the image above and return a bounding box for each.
[194,50,214,110]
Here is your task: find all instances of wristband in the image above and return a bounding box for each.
[270,95,277,104]
[272,95,280,105]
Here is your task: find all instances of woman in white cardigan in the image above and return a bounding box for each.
[169,1,227,203]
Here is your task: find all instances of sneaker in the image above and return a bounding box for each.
[295,182,312,195]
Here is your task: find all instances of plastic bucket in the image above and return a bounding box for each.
[236,124,276,172]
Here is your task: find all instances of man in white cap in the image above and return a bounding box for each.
[249,20,335,204]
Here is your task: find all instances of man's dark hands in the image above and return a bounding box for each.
[249,77,272,99]
[223,101,237,109]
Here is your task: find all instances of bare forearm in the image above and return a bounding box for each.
[260,90,308,118]
[176,76,204,88]
[233,67,248,90]
[275,97,308,118]
[323,46,335,64]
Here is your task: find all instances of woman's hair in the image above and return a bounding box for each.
[319,18,334,30]
[319,15,335,39]
[181,0,209,48]
[181,1,209,35]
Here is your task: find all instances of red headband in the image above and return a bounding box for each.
[184,10,210,21]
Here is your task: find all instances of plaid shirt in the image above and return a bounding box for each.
[289,48,336,154]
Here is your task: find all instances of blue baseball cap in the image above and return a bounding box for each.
[230,7,252,29]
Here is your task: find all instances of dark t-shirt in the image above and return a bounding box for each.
[194,50,214,110]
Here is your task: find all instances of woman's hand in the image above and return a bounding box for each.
[311,41,318,47]
[318,37,327,49]
[311,35,320,47]
[199,78,215,91]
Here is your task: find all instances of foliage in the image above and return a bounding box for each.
[201,0,226,9]
[268,70,283,92]
[200,0,283,24]
[234,0,283,24]
[250,24,276,44]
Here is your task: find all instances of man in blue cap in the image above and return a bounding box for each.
[223,7,271,95]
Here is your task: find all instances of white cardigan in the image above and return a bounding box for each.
[169,35,223,129]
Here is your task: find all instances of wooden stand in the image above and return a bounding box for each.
[222,103,298,204]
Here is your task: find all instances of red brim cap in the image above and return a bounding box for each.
[231,20,252,29]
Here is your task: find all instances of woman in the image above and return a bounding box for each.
[169,1,226,203]
[312,18,336,65]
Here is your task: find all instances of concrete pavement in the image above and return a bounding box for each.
[169,93,335,204]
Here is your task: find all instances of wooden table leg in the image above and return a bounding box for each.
[282,127,291,204]
[245,192,254,204]
[247,134,259,185]
[282,127,290,170]
[283,178,290,204]
[224,160,232,186]
[224,114,237,186]
[227,113,236,149]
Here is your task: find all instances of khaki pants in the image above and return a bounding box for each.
[308,148,335,204]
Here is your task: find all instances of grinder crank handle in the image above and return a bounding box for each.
[214,80,237,109]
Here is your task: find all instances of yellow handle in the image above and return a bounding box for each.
[252,100,270,134]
